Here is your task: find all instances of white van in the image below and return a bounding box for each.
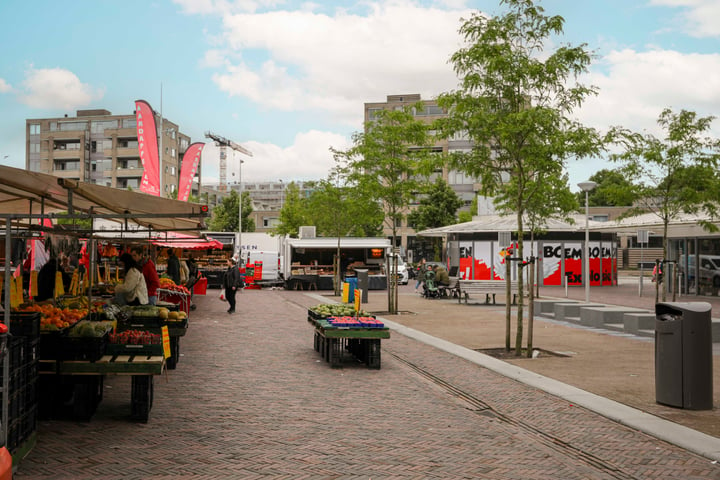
[244,250,282,282]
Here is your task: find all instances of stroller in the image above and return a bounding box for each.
[421,267,440,298]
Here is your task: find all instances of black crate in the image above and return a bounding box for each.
[8,312,41,337]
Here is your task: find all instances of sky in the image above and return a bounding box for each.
[1,0,719,191]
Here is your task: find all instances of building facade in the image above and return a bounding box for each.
[26,109,196,197]
[364,94,480,261]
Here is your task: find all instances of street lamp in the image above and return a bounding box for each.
[578,181,597,302]
[238,158,244,262]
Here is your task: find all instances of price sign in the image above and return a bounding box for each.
[354,289,361,314]
[161,325,171,359]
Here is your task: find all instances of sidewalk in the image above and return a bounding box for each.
[356,278,720,444]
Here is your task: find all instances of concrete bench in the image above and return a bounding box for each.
[553,302,606,322]
[534,299,579,316]
[456,280,527,305]
[580,306,648,328]
[623,313,657,335]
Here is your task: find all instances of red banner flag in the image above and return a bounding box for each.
[178,142,204,201]
[135,100,161,196]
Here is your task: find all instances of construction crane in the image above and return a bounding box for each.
[204,131,253,261]
[204,131,253,188]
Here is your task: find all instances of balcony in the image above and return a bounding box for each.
[115,168,144,178]
[51,149,82,159]
[115,147,139,158]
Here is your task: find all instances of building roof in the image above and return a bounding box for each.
[417,214,602,237]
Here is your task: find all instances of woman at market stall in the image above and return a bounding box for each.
[114,252,149,306]
[222,257,242,314]
[130,246,160,305]
[166,248,181,285]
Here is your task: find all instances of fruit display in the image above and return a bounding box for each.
[158,278,190,294]
[309,303,370,318]
[67,320,114,338]
[15,304,86,332]
[109,330,161,345]
[327,316,384,328]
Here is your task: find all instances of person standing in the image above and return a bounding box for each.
[113,253,149,306]
[185,254,200,310]
[166,248,181,285]
[223,257,242,314]
[131,246,160,305]
[414,258,426,291]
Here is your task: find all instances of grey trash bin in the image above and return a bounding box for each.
[355,269,369,303]
[655,302,714,410]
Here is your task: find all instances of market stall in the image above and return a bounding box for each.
[0,165,209,449]
[282,237,391,290]
[307,304,390,369]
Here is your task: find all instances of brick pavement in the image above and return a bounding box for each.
[14,286,720,479]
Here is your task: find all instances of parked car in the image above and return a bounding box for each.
[386,255,409,285]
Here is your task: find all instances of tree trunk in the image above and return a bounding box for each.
[515,212,524,356]
[526,256,535,358]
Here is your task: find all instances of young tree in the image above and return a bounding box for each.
[408,177,464,260]
[435,0,601,354]
[333,103,439,313]
[273,182,310,238]
[606,108,720,301]
[207,190,255,232]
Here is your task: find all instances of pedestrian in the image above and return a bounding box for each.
[113,252,149,306]
[166,248,181,285]
[131,246,160,305]
[414,258,426,291]
[223,257,242,314]
[652,260,663,284]
[185,254,200,310]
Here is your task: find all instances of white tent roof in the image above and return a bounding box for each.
[287,237,391,249]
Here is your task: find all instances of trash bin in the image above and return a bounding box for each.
[355,269,369,303]
[655,302,714,410]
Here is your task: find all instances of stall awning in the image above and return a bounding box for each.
[150,232,223,250]
[0,165,208,234]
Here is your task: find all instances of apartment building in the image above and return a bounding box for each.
[364,94,479,260]
[26,109,196,197]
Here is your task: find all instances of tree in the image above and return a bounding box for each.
[606,108,720,301]
[207,190,255,232]
[457,194,478,223]
[273,182,310,238]
[333,102,439,313]
[435,0,601,355]
[408,177,464,260]
[576,169,637,207]
[304,167,384,295]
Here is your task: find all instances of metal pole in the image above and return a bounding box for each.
[238,156,243,262]
[159,83,163,198]
[584,189,590,302]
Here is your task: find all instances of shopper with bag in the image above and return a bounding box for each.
[222,257,242,314]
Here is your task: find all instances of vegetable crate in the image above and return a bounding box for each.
[0,336,39,455]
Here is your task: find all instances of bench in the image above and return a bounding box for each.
[455,279,527,305]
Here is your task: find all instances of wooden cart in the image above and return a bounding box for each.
[307,315,390,369]
[39,354,165,422]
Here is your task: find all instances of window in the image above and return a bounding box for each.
[58,121,87,131]
[29,124,41,135]
[29,143,40,153]
[180,138,189,150]
[122,118,137,129]
[171,148,176,158]
[90,120,117,133]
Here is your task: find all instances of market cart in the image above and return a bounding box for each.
[307,311,390,369]
[39,353,165,422]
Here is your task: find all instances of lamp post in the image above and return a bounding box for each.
[578,181,597,302]
[238,158,244,263]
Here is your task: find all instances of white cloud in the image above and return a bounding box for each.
[209,2,471,126]
[18,67,104,110]
[649,0,720,37]
[174,0,286,15]
[578,48,720,136]
[0,78,11,93]
[200,129,350,184]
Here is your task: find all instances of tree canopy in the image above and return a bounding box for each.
[207,190,255,233]
[435,0,602,354]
